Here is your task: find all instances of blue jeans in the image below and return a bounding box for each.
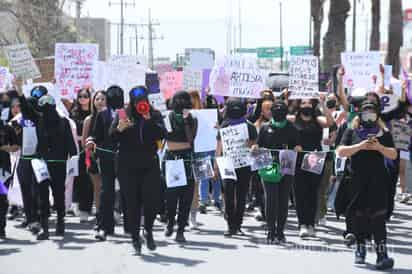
[195,151,221,204]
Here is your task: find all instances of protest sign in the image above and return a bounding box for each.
[216,157,237,180]
[22,120,38,156]
[66,156,80,177]
[279,150,298,176]
[379,93,399,114]
[93,61,108,91]
[146,73,160,93]
[383,65,392,89]
[155,63,174,76]
[188,51,214,70]
[183,68,203,91]
[165,159,187,188]
[288,55,319,99]
[301,152,327,175]
[106,55,146,103]
[148,93,167,113]
[390,78,402,98]
[31,159,50,184]
[192,157,214,181]
[391,120,412,151]
[250,148,273,171]
[220,123,250,169]
[4,44,41,80]
[159,71,183,99]
[191,109,218,153]
[341,51,381,90]
[0,66,12,92]
[55,43,99,99]
[209,56,264,99]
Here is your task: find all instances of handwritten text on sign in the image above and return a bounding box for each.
[4,44,41,80]
[159,71,183,100]
[55,43,98,99]
[288,56,319,99]
[209,56,264,99]
[391,120,412,151]
[341,51,381,90]
[220,123,250,169]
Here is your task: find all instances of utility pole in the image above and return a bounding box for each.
[279,1,284,71]
[140,9,162,70]
[110,22,140,55]
[109,0,135,55]
[352,0,357,51]
[238,0,242,49]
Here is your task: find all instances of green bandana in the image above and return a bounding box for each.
[271,119,287,129]
[174,112,184,124]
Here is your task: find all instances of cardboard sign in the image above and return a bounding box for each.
[146,73,160,93]
[220,123,250,169]
[209,56,264,99]
[288,55,319,99]
[55,43,99,99]
[279,150,298,176]
[159,71,183,100]
[391,120,412,151]
[301,152,327,175]
[183,68,203,91]
[4,44,41,80]
[216,156,237,180]
[191,109,218,153]
[165,159,187,188]
[341,51,381,90]
[31,159,50,183]
[250,148,273,171]
[93,61,108,91]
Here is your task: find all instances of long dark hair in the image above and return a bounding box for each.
[71,88,93,120]
[90,90,107,128]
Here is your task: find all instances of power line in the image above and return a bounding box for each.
[108,0,135,55]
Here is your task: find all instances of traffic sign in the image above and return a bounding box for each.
[290,46,313,56]
[235,48,257,53]
[257,47,283,58]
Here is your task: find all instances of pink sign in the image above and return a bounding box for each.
[55,43,99,99]
[160,71,183,99]
[155,64,174,76]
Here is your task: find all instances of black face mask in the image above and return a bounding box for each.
[272,104,288,122]
[172,92,192,113]
[106,87,124,110]
[40,104,59,125]
[300,106,314,117]
[326,99,337,109]
[226,99,246,120]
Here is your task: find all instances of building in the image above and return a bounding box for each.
[79,17,111,61]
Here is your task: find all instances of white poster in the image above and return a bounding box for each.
[220,123,250,168]
[165,159,187,188]
[191,109,218,153]
[379,93,399,114]
[148,93,167,113]
[31,159,50,184]
[209,56,264,99]
[3,44,41,80]
[55,43,99,99]
[288,55,319,99]
[0,66,13,93]
[66,155,79,177]
[22,123,38,156]
[183,68,203,91]
[383,65,392,89]
[188,51,214,70]
[216,156,237,180]
[341,51,381,90]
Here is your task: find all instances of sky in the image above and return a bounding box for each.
[66,0,412,60]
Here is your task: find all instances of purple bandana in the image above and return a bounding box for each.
[355,126,380,140]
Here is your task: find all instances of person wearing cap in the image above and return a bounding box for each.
[109,86,165,255]
[337,100,397,270]
[163,91,198,243]
[87,85,125,241]
[216,98,258,237]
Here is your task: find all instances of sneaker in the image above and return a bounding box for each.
[344,233,356,247]
[299,225,309,238]
[400,194,411,204]
[255,214,265,222]
[189,211,199,230]
[72,203,80,217]
[144,230,156,251]
[132,238,142,255]
[164,226,174,237]
[307,226,316,237]
[79,211,89,223]
[29,222,41,235]
[175,231,186,243]
[214,201,222,211]
[95,230,107,241]
[277,234,287,244]
[224,229,234,237]
[235,228,246,236]
[36,230,49,240]
[198,204,207,214]
[376,252,394,270]
[355,244,367,265]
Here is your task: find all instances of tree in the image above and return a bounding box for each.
[322,0,351,72]
[370,0,380,50]
[311,0,326,57]
[385,0,403,77]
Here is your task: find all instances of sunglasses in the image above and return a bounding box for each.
[78,94,90,99]
[31,88,46,98]
[130,87,146,97]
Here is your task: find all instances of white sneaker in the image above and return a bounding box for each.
[299,225,309,238]
[72,203,80,217]
[307,225,316,237]
[318,217,327,226]
[79,211,89,223]
[190,210,198,230]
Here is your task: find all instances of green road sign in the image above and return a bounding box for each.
[290,46,313,56]
[257,47,283,58]
[235,48,257,53]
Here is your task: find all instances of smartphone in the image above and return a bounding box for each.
[117,109,127,120]
[367,133,376,142]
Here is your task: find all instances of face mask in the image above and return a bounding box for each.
[135,100,150,116]
[272,106,288,122]
[300,106,313,117]
[326,99,337,109]
[360,112,378,128]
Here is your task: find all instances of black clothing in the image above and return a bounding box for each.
[166,112,197,144]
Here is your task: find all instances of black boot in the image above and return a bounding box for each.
[175,229,186,243]
[132,237,142,255]
[354,244,366,264]
[375,243,394,270]
[164,222,174,237]
[144,230,156,251]
[56,217,65,236]
[37,220,49,240]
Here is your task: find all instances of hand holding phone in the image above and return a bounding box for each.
[117,109,127,121]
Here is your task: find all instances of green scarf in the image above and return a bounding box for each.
[271,119,287,129]
[174,112,184,124]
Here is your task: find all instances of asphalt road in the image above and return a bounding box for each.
[1,202,411,274]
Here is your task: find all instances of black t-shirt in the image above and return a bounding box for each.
[294,117,323,151]
[0,123,18,171]
[257,122,299,150]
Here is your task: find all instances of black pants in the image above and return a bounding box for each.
[263,175,292,235]
[118,161,161,241]
[223,166,251,231]
[164,150,195,232]
[354,212,387,245]
[0,194,8,231]
[250,171,265,217]
[97,152,116,234]
[294,169,321,227]
[37,163,66,229]
[17,159,38,224]
[75,152,94,212]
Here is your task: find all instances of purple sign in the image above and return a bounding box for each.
[201,69,224,104]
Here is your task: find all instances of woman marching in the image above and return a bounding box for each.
[109,86,165,255]
[337,100,397,270]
